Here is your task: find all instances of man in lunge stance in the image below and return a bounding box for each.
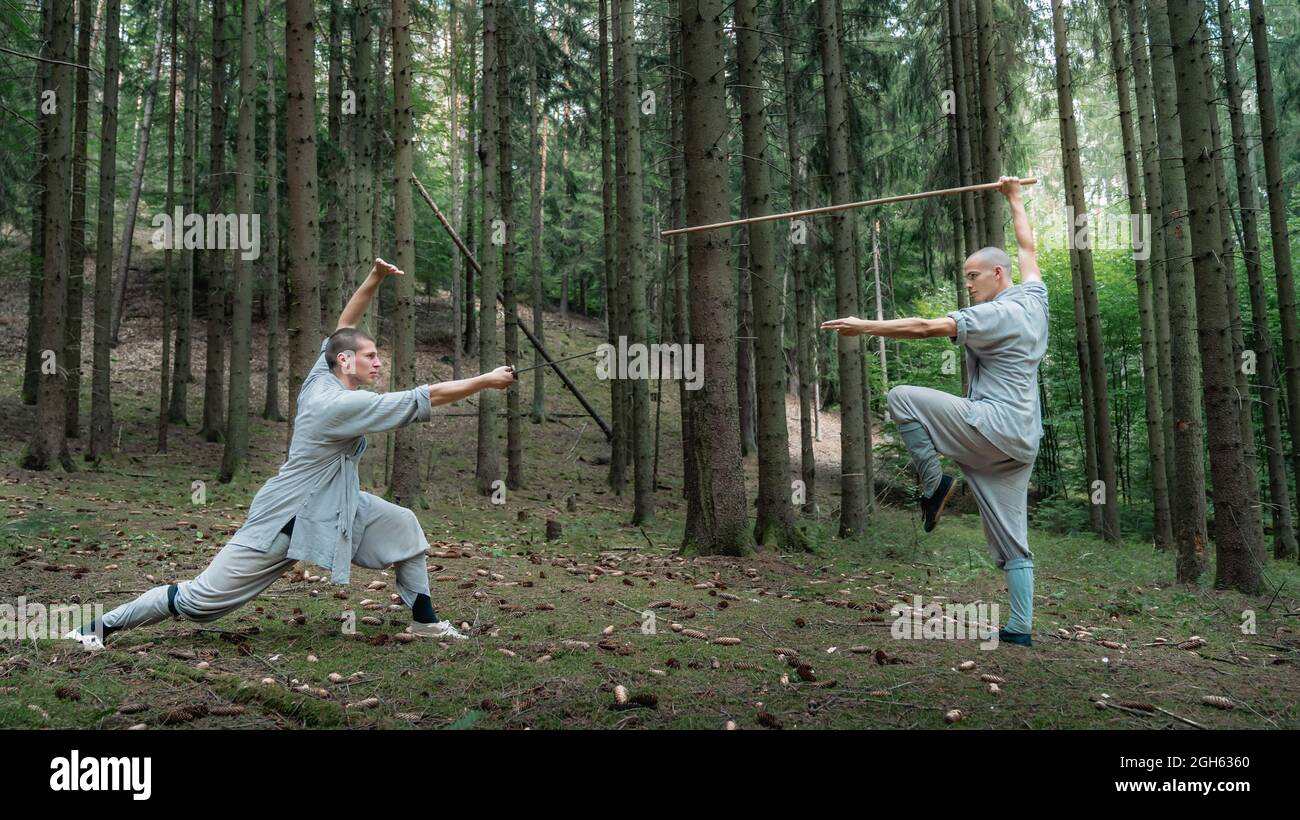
[68,259,516,649]
[822,177,1046,646]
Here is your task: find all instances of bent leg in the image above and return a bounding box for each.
[887,385,1006,496]
[350,492,432,608]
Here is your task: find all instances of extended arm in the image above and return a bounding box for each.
[1001,176,1040,284]
[337,258,402,331]
[428,368,516,408]
[820,316,957,339]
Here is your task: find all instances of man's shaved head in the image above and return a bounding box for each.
[966,246,1013,275]
[962,246,1015,304]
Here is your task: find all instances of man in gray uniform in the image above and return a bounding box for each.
[67,259,516,649]
[822,177,1045,646]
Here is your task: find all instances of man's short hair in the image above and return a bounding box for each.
[327,328,376,371]
[966,246,1014,276]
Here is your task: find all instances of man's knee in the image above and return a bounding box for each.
[887,385,915,422]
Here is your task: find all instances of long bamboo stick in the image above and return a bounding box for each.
[660,177,1038,238]
[411,174,614,441]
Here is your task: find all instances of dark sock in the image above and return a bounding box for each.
[83,618,119,639]
[412,593,438,624]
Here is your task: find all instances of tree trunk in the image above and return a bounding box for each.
[285,0,322,445]
[351,0,374,341]
[680,0,749,555]
[736,213,756,457]
[781,0,814,515]
[199,0,229,441]
[1166,0,1265,592]
[1148,0,1208,582]
[738,0,797,548]
[449,0,462,381]
[1052,0,1120,543]
[527,0,545,423]
[608,0,628,495]
[1106,0,1172,550]
[387,0,423,505]
[1249,0,1300,559]
[66,0,92,440]
[946,0,973,394]
[818,0,868,538]
[24,0,75,471]
[1126,0,1175,539]
[616,0,653,522]
[322,0,344,319]
[109,21,164,349]
[1220,0,1294,559]
[974,0,1001,246]
[475,0,501,496]
[158,0,178,453]
[669,0,696,505]
[220,0,257,479]
[498,1,523,491]
[170,0,200,423]
[23,0,53,408]
[262,1,282,422]
[89,0,120,462]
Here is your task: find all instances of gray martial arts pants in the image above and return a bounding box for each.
[887,384,1034,569]
[97,492,433,633]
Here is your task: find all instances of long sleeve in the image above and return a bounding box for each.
[317,384,433,439]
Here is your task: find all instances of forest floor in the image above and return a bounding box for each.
[2,253,1299,729]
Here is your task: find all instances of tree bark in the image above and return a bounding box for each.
[1248,0,1300,560]
[89,0,119,462]
[220,0,257,480]
[974,0,1001,246]
[66,0,92,439]
[262,1,282,422]
[199,0,229,441]
[24,0,75,471]
[1147,0,1207,581]
[1052,0,1120,543]
[169,0,200,423]
[680,0,749,554]
[1105,0,1172,550]
[475,0,501,495]
[285,0,323,446]
[1220,0,1294,559]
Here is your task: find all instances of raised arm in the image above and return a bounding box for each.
[337,258,403,331]
[1000,176,1040,284]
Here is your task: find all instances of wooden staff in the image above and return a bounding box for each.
[411,174,613,441]
[659,177,1039,238]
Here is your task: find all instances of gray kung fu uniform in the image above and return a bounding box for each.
[887,280,1049,568]
[99,338,437,633]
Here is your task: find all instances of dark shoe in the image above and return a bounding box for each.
[998,627,1032,647]
[920,474,957,533]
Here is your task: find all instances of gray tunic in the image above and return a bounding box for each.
[225,337,432,584]
[946,281,1049,464]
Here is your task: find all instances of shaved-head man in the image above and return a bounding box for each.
[822,177,1046,647]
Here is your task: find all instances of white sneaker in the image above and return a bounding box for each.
[406,620,468,641]
[63,629,105,652]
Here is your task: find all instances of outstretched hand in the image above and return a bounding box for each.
[483,365,517,389]
[371,257,405,279]
[820,316,872,336]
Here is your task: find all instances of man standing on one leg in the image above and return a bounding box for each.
[68,258,516,649]
[821,177,1046,646]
